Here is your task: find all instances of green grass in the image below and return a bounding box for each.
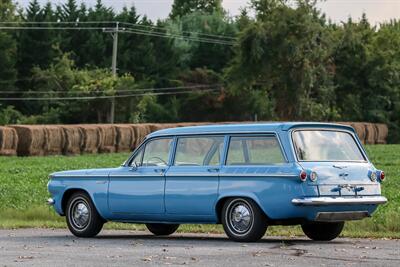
[0,145,399,238]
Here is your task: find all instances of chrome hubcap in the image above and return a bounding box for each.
[229,202,253,234]
[71,201,90,229]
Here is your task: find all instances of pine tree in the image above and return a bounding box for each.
[16,0,58,78]
[170,0,223,19]
[0,0,18,90]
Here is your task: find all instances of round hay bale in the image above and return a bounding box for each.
[61,125,82,155]
[11,125,46,156]
[130,124,152,148]
[43,125,66,155]
[375,123,388,144]
[364,123,377,145]
[98,124,117,153]
[350,123,366,144]
[115,124,135,152]
[0,126,18,156]
[78,125,101,154]
[146,123,166,133]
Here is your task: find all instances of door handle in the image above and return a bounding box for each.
[207,168,220,173]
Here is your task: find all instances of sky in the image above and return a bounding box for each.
[18,0,400,25]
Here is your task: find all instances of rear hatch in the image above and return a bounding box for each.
[291,127,381,197]
[299,162,380,196]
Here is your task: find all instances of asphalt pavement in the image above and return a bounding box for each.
[0,229,399,267]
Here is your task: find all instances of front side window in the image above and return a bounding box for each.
[292,130,365,161]
[226,136,285,165]
[174,136,225,166]
[142,138,173,166]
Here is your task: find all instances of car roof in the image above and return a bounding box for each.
[147,122,355,138]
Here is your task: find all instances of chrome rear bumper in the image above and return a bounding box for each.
[292,196,387,206]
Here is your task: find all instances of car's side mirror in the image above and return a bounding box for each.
[130,161,139,171]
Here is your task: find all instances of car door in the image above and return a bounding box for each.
[164,135,225,217]
[108,137,173,215]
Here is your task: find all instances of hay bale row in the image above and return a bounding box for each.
[0,122,389,156]
[0,127,18,156]
[337,122,389,144]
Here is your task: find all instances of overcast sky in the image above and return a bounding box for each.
[18,0,400,25]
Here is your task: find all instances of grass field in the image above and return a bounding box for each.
[0,145,399,238]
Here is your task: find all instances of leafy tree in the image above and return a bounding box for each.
[167,11,237,71]
[227,0,337,120]
[31,53,137,123]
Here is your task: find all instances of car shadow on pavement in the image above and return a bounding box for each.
[93,233,348,245]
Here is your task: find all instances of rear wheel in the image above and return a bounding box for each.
[301,221,344,241]
[66,192,104,238]
[146,223,180,236]
[221,198,268,242]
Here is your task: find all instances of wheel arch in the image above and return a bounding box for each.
[61,188,105,220]
[215,194,270,223]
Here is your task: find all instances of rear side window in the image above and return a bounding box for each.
[174,136,225,166]
[226,136,285,165]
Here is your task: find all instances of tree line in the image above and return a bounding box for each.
[0,0,399,142]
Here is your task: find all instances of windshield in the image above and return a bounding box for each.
[292,130,365,161]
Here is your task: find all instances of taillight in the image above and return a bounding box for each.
[370,171,377,182]
[299,170,307,182]
[379,171,385,182]
[310,171,318,182]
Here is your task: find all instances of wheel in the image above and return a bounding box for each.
[221,198,268,242]
[146,223,180,236]
[301,221,344,241]
[66,192,104,238]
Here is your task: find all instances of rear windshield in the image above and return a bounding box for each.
[292,130,365,161]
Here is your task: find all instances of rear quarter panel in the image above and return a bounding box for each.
[218,164,318,219]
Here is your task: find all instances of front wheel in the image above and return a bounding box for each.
[66,192,104,238]
[301,221,344,241]
[221,198,268,242]
[146,223,180,236]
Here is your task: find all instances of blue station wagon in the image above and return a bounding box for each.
[47,123,387,242]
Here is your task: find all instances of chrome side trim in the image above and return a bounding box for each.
[219,173,297,178]
[315,211,369,222]
[292,196,387,206]
[52,175,109,178]
[47,198,55,205]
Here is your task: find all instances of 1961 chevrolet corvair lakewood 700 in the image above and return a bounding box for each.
[47,123,387,242]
